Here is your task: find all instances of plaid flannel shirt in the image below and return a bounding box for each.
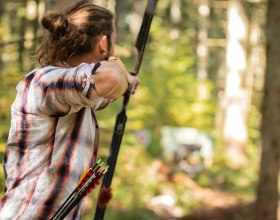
[0,63,111,220]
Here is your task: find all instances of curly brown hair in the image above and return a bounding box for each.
[37,0,114,66]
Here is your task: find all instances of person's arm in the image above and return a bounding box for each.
[92,60,128,99]
[33,58,138,116]
[93,57,139,99]
[90,57,138,111]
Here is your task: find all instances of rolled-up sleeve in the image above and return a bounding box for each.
[32,63,110,116]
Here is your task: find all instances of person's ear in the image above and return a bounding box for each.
[99,35,108,55]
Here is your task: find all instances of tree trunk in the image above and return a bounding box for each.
[18,0,27,71]
[127,0,144,42]
[196,0,210,121]
[221,0,249,166]
[0,0,5,72]
[197,0,209,81]
[256,1,280,219]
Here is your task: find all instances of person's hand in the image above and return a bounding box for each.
[108,56,140,91]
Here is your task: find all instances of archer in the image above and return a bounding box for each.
[0,1,139,219]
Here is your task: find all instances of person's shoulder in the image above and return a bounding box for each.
[39,65,63,72]
[37,65,69,76]
[76,62,99,74]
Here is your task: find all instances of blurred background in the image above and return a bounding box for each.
[0,0,274,219]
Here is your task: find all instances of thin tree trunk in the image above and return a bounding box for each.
[171,0,181,24]
[196,0,210,121]
[0,0,5,73]
[256,1,280,219]
[221,0,249,166]
[128,0,144,42]
[197,0,209,81]
[18,0,27,71]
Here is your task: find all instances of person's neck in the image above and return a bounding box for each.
[68,50,103,67]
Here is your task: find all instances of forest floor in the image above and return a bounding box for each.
[146,161,255,220]
[178,203,254,220]
[174,173,254,220]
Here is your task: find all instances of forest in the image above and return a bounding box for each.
[0,0,279,219]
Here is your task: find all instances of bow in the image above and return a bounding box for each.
[94,1,157,219]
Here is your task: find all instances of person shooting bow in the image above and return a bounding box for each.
[0,1,139,219]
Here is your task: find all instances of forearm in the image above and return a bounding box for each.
[92,59,129,99]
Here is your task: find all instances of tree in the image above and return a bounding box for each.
[256,0,280,219]
[221,0,250,166]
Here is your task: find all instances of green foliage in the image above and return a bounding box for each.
[131,17,215,154]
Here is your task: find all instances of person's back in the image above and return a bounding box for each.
[0,1,139,219]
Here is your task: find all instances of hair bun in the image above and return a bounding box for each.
[42,11,68,37]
